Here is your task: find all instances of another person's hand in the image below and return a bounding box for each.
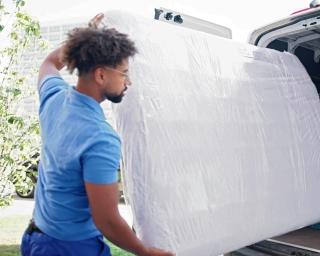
[142,247,175,256]
[88,13,105,29]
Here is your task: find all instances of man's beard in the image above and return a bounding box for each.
[106,94,123,103]
[104,88,126,103]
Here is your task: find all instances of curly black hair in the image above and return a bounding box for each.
[61,27,137,76]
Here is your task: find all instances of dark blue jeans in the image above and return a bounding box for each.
[21,231,111,256]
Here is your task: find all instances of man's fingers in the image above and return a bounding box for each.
[88,13,104,28]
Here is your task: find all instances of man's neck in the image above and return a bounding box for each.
[76,77,103,103]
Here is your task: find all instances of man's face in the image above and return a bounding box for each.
[102,59,131,103]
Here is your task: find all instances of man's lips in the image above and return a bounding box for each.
[123,87,128,94]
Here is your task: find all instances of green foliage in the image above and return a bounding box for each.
[0,1,45,205]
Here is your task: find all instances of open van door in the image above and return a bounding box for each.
[248,4,320,95]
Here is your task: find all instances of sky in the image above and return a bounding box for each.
[20,0,308,42]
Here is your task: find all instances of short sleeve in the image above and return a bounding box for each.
[82,132,121,184]
[38,75,68,109]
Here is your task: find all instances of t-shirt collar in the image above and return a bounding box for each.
[69,86,105,118]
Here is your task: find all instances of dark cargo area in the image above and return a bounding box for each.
[267,39,320,95]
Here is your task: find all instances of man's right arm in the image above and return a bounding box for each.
[85,182,175,256]
[37,46,65,90]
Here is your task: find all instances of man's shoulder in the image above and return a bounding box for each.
[83,120,120,147]
[97,121,120,140]
[39,75,69,92]
[38,75,70,110]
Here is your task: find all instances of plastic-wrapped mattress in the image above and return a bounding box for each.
[105,10,320,256]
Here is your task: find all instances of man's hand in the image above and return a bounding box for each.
[88,13,105,29]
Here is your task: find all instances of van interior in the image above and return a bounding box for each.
[267,36,320,96]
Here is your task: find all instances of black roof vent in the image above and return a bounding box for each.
[310,0,320,8]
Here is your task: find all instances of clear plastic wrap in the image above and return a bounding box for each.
[105,11,320,256]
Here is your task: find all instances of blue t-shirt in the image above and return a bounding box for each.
[33,75,121,241]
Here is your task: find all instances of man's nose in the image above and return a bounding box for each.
[126,79,132,86]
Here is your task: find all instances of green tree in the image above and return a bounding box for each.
[0,0,45,206]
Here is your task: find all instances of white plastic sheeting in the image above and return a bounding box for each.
[105,11,320,256]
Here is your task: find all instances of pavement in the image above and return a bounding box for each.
[0,195,133,227]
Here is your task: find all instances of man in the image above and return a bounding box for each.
[21,14,175,256]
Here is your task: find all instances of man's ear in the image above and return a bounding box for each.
[93,67,106,85]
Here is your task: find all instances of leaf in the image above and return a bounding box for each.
[0,24,4,32]
[13,88,21,97]
[7,115,24,128]
[10,32,18,40]
[15,0,25,8]
[2,155,14,165]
